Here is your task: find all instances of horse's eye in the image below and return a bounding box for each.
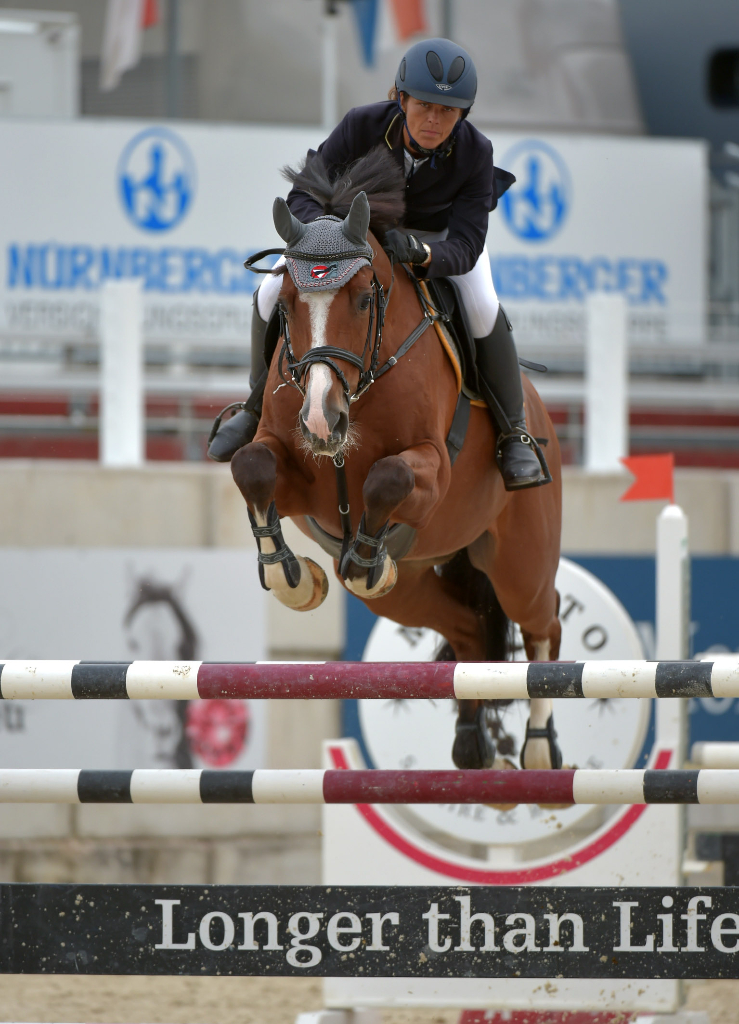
[358,295,372,312]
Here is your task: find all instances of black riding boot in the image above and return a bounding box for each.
[475,306,548,490]
[207,293,272,463]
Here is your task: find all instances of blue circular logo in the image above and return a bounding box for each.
[117,127,196,232]
[500,140,571,243]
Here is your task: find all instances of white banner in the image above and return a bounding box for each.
[0,120,706,349]
[487,133,707,347]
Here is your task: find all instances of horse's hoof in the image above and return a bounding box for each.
[343,557,397,600]
[269,555,328,611]
[452,707,496,769]
[486,757,519,811]
[520,714,563,770]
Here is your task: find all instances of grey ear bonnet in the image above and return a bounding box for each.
[273,191,374,292]
[273,197,308,248]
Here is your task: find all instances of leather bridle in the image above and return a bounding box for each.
[244,247,441,406]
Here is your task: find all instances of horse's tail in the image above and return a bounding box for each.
[433,548,511,662]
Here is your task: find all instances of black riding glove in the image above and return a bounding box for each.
[383,229,428,266]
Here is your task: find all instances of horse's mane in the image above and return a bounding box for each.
[282,145,405,241]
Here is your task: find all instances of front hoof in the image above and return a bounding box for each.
[343,558,397,600]
[269,555,328,611]
[452,708,496,769]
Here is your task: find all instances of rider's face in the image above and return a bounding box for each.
[401,95,462,151]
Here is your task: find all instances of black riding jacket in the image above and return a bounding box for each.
[286,101,515,279]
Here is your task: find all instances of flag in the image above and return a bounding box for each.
[350,0,380,67]
[619,454,675,503]
[142,0,160,29]
[100,0,159,92]
[388,0,426,40]
[377,0,427,55]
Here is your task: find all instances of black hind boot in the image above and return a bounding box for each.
[452,704,496,769]
[207,293,273,462]
[475,306,548,490]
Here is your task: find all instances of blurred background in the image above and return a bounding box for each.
[1,0,739,465]
[0,0,738,888]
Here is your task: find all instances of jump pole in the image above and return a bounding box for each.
[0,768,737,805]
[0,657,735,699]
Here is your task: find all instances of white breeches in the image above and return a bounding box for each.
[256,255,287,321]
[448,245,499,338]
[255,246,499,339]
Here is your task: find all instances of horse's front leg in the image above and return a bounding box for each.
[340,442,445,600]
[231,441,328,611]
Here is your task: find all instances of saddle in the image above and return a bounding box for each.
[421,277,547,400]
[422,277,483,402]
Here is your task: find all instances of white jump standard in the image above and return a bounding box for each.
[0,659,737,699]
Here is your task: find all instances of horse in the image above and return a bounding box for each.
[230,147,563,774]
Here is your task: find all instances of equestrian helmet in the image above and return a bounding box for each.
[395,38,477,109]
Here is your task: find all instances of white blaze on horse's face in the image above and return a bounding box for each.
[299,289,349,454]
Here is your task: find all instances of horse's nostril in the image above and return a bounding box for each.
[335,411,349,438]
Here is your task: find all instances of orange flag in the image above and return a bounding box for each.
[142,0,159,28]
[620,453,675,503]
[389,0,427,40]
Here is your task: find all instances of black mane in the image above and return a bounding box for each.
[282,145,405,240]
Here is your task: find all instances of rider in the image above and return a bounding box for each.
[209,37,545,490]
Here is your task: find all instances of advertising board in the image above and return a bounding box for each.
[0,119,705,353]
[0,548,267,770]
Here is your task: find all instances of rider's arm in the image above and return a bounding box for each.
[416,139,495,279]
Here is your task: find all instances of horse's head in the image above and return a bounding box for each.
[273,191,379,458]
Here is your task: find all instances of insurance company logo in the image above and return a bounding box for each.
[117,127,196,232]
[500,139,572,243]
[310,263,339,280]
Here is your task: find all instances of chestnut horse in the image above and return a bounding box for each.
[231,149,563,773]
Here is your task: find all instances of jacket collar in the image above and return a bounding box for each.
[384,110,456,184]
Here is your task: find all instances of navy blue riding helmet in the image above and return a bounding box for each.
[394,38,478,161]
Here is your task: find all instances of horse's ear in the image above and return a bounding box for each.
[342,191,370,245]
[273,197,308,246]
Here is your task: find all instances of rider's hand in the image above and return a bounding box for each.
[383,229,430,266]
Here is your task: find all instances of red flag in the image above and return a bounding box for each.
[141,0,159,28]
[619,454,675,503]
[389,0,427,40]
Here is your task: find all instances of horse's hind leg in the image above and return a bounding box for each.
[231,442,328,611]
[470,530,564,771]
[355,557,500,769]
[520,624,564,770]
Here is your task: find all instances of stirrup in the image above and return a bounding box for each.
[520,714,563,770]
[207,371,268,462]
[495,428,552,491]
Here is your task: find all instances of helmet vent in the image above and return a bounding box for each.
[399,57,406,82]
[425,50,444,81]
[447,55,465,85]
